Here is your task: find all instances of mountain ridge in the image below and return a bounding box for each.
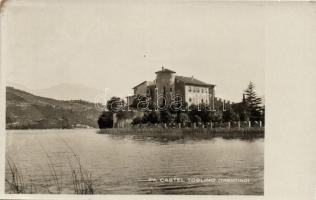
[6,86,102,129]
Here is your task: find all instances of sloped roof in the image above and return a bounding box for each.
[155,67,176,74]
[133,75,215,89]
[175,76,215,87]
[132,81,147,89]
[132,80,156,89]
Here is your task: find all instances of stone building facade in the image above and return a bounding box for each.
[131,67,216,109]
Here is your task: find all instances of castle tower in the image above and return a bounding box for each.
[155,66,176,109]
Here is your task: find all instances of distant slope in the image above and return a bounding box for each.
[6,81,35,94]
[6,87,102,129]
[34,83,104,103]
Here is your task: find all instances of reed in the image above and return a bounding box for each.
[5,157,95,194]
[71,164,94,194]
[5,159,26,194]
[6,134,95,194]
[38,139,63,193]
[55,133,95,194]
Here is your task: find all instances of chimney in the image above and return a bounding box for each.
[162,66,164,70]
[191,76,194,80]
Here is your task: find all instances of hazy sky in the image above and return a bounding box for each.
[2,0,265,102]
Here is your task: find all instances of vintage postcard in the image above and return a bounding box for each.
[0,0,315,200]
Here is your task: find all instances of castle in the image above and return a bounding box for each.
[130,67,216,109]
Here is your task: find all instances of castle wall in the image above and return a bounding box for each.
[156,73,175,107]
[133,82,147,96]
[174,79,185,104]
[209,86,215,109]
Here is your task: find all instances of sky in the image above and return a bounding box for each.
[2,0,265,102]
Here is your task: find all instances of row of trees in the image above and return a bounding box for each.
[97,81,265,128]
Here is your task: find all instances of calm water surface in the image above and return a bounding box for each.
[6,129,264,195]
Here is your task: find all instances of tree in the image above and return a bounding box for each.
[61,115,71,129]
[160,110,173,123]
[243,82,264,121]
[141,111,159,124]
[131,94,152,111]
[107,97,124,113]
[209,110,222,122]
[188,103,211,123]
[222,107,238,122]
[97,111,113,129]
[116,110,128,120]
[191,115,202,123]
[141,113,149,124]
[132,116,142,125]
[259,105,265,125]
[199,103,211,123]
[176,112,189,123]
[188,104,198,121]
[231,102,247,121]
[147,111,160,124]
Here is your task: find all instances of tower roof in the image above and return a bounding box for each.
[155,66,176,74]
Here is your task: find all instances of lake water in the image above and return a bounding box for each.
[6,129,264,195]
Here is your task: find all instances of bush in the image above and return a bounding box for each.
[147,111,159,124]
[188,104,210,123]
[176,112,189,123]
[160,110,173,123]
[209,110,222,122]
[222,108,239,122]
[191,115,202,123]
[97,111,113,129]
[132,116,142,125]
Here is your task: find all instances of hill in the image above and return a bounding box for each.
[6,87,102,129]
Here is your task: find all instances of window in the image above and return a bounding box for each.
[170,88,172,92]
[189,87,192,92]
[189,98,192,102]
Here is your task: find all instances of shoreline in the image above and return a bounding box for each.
[98,127,264,139]
[6,127,264,139]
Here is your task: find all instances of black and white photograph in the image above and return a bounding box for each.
[0,0,316,199]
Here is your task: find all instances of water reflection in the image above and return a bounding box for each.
[6,129,264,195]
